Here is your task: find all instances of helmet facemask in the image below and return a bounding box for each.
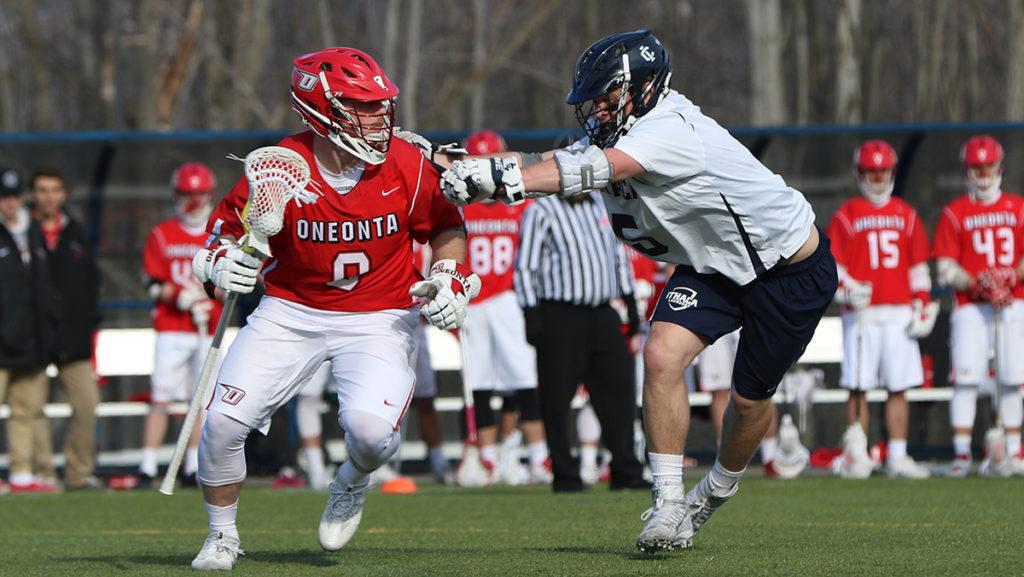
[175,191,213,229]
[857,168,895,206]
[966,163,1002,204]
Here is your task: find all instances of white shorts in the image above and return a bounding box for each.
[211,297,418,434]
[462,291,537,391]
[151,331,218,403]
[298,361,332,398]
[697,330,740,392]
[412,322,436,398]
[950,301,1024,388]
[840,306,923,391]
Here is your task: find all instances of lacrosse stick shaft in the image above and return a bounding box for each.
[159,293,238,495]
[458,326,478,446]
[992,310,1003,430]
[854,311,865,422]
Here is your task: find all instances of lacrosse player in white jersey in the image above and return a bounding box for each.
[438,29,837,553]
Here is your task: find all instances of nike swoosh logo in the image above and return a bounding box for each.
[383,399,398,407]
[382,186,400,197]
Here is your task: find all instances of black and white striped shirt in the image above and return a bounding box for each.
[515,193,635,308]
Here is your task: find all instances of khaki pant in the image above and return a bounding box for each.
[30,360,100,487]
[0,367,48,477]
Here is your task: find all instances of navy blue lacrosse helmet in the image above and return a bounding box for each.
[566,29,672,147]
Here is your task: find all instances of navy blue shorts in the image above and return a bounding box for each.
[651,231,838,400]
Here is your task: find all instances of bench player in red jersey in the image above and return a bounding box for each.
[187,48,476,571]
[137,162,224,488]
[827,140,935,480]
[935,135,1024,478]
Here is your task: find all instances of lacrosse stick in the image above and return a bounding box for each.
[160,146,313,495]
[980,310,1006,476]
[455,325,490,487]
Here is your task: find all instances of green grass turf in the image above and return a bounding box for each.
[1,477,1021,577]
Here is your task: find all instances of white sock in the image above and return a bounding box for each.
[480,444,498,465]
[303,446,326,480]
[760,437,778,464]
[580,445,599,469]
[707,460,744,499]
[527,442,548,468]
[337,460,369,488]
[184,447,199,476]
[647,452,684,490]
[428,447,448,473]
[140,448,158,477]
[888,439,907,461]
[1006,433,1022,458]
[205,499,239,539]
[953,434,972,458]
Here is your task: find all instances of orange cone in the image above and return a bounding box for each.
[380,476,418,494]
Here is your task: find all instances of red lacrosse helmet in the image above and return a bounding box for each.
[464,130,507,155]
[961,135,1004,201]
[290,47,399,165]
[171,162,215,227]
[854,140,896,205]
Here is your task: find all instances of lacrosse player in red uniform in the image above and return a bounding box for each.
[827,140,936,479]
[137,163,224,488]
[188,47,472,570]
[934,135,1024,478]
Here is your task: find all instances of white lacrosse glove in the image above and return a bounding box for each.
[906,298,940,338]
[835,278,873,310]
[441,158,527,206]
[192,238,262,294]
[408,259,482,330]
[175,283,207,312]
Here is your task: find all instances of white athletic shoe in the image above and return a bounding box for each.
[318,478,368,552]
[1009,457,1024,476]
[528,462,553,485]
[886,455,931,479]
[499,450,529,486]
[580,462,600,485]
[833,424,874,479]
[636,484,691,553]
[979,457,1013,478]
[945,455,973,478]
[681,475,737,540]
[191,531,244,571]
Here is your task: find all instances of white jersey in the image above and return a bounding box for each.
[594,90,815,286]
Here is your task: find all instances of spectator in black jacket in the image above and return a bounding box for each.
[0,167,58,493]
[29,168,102,490]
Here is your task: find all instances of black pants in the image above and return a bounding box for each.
[535,301,644,491]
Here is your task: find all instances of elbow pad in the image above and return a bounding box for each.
[553,145,613,197]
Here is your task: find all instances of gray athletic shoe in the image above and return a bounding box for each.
[318,478,369,551]
[636,484,692,553]
[680,474,738,540]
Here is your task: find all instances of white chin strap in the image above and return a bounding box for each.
[968,174,1001,204]
[328,129,387,165]
[858,179,893,206]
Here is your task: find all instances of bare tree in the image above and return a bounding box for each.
[746,0,786,125]
[470,0,488,129]
[1008,0,1024,119]
[835,0,861,123]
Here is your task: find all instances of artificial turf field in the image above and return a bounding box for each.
[2,476,1021,577]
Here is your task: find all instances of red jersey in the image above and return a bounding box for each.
[827,196,929,306]
[208,131,464,312]
[463,201,528,303]
[143,218,224,333]
[626,246,659,314]
[933,192,1024,305]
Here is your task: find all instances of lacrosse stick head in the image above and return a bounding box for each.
[240,146,313,256]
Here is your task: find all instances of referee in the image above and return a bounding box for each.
[515,192,646,492]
